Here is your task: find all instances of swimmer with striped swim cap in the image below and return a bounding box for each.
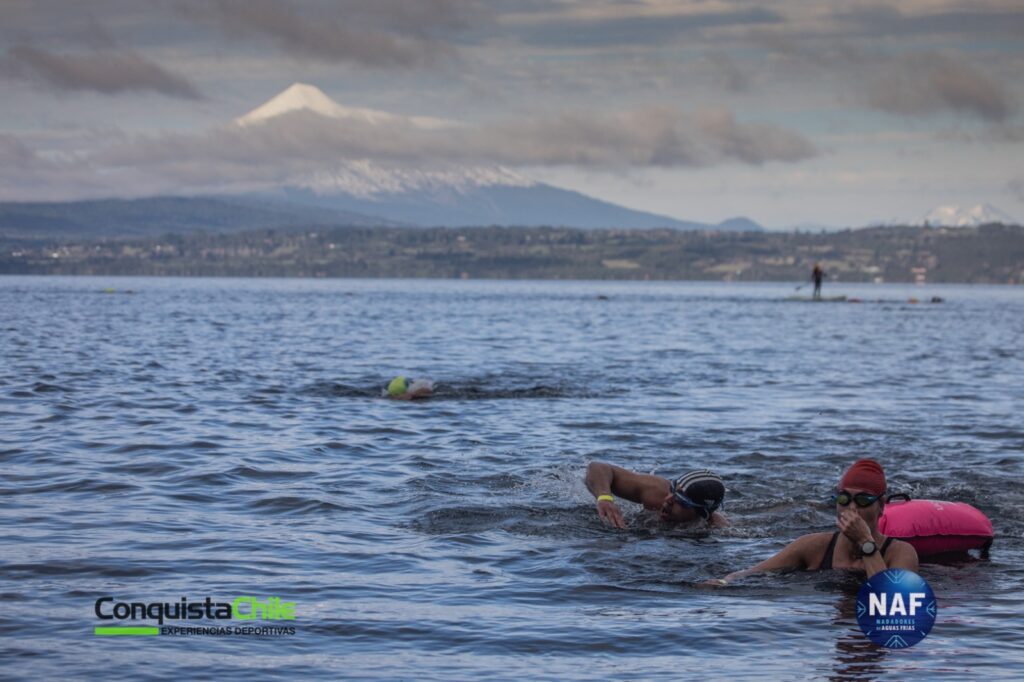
[703,459,918,586]
[585,461,728,529]
[384,376,434,400]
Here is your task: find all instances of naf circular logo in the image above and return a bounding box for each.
[856,569,937,648]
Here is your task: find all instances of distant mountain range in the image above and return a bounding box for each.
[0,196,393,241]
[869,203,1019,229]
[0,83,766,239]
[919,204,1017,227]
[0,192,763,241]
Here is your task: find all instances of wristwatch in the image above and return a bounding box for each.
[860,540,878,557]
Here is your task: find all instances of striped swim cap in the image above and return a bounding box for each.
[671,469,725,518]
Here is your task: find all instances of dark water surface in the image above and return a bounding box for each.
[1,276,1022,680]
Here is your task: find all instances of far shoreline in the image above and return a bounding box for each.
[3,223,1021,285]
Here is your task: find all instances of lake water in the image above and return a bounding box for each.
[1,276,1022,680]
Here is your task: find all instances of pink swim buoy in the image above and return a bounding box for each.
[879,499,993,556]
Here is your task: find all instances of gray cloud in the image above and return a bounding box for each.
[867,53,1012,122]
[2,45,201,98]
[705,53,750,93]
[0,134,115,201]
[181,0,478,67]
[94,106,816,195]
[834,5,1024,39]
[1007,178,1024,202]
[512,6,783,48]
[694,108,816,164]
[0,135,38,167]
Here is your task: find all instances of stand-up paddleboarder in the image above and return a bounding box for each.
[812,263,825,300]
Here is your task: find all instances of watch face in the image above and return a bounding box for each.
[861,541,877,555]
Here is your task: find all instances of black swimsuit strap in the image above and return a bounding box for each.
[820,534,895,571]
[819,531,840,570]
[881,536,895,556]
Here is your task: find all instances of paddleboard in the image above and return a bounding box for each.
[786,295,848,302]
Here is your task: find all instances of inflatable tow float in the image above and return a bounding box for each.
[879,496,993,556]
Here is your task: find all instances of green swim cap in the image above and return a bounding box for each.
[387,376,408,396]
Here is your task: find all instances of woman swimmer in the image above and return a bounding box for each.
[704,459,918,586]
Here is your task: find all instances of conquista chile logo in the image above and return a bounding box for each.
[94,595,296,637]
[856,569,936,648]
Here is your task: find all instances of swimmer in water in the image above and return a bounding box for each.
[704,459,918,586]
[384,376,434,400]
[585,462,727,529]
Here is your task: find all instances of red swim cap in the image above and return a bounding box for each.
[839,459,886,495]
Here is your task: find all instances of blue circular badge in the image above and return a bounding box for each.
[856,569,936,648]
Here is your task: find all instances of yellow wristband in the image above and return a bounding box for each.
[597,495,614,503]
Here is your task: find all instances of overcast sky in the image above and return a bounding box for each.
[1,0,1021,227]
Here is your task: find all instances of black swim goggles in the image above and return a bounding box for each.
[670,480,721,520]
[831,489,883,507]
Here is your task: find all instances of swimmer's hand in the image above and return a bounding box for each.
[596,499,627,529]
[837,508,872,545]
[698,578,730,588]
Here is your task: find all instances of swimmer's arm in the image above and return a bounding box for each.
[584,461,616,498]
[705,534,816,586]
[585,462,627,529]
[585,462,668,507]
[709,511,730,528]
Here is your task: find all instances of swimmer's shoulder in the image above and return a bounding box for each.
[882,537,919,570]
[791,531,835,570]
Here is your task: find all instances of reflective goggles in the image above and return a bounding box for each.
[671,482,720,519]
[831,489,883,507]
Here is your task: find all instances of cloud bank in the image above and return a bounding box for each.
[2,46,201,99]
[99,106,817,174]
[181,0,479,67]
[867,52,1013,122]
[0,105,816,200]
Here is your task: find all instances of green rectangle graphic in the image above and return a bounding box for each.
[94,626,160,636]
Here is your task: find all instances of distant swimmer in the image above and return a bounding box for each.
[585,462,727,529]
[812,262,825,300]
[704,459,918,586]
[384,376,434,400]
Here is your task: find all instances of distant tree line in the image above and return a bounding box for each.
[2,223,1022,284]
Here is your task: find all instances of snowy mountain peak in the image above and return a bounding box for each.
[919,203,1017,227]
[235,82,452,129]
[233,83,533,196]
[236,83,342,125]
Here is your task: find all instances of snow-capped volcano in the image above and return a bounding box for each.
[235,82,452,131]
[234,83,535,198]
[919,204,1017,227]
[228,83,756,230]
